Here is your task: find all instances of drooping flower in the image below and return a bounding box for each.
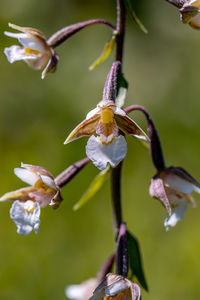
[165,0,200,29]
[4,23,58,79]
[0,163,62,235]
[64,100,149,170]
[66,278,98,300]
[149,166,200,231]
[89,273,140,300]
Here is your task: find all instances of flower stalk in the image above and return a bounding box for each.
[47,19,116,48]
[55,158,90,188]
[124,105,166,171]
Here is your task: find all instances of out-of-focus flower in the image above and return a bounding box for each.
[66,278,98,300]
[89,273,140,300]
[0,163,62,235]
[4,23,58,79]
[149,166,200,231]
[64,100,148,170]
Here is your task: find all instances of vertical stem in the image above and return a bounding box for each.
[110,0,127,275]
[111,0,126,238]
[116,0,126,63]
[111,163,123,238]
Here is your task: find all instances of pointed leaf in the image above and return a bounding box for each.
[115,114,149,145]
[127,230,148,291]
[116,73,128,108]
[73,167,111,210]
[64,114,100,144]
[89,32,117,71]
[125,0,148,34]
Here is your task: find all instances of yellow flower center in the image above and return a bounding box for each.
[101,108,114,124]
[24,206,35,213]
[25,48,40,56]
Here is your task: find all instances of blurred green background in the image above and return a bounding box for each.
[0,0,200,299]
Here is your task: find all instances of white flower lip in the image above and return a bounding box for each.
[164,200,188,231]
[10,200,40,236]
[86,135,127,170]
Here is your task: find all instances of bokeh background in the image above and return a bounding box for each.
[0,0,200,299]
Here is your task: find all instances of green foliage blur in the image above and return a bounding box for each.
[0,0,200,299]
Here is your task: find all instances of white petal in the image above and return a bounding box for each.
[18,37,47,52]
[66,285,85,300]
[164,174,194,194]
[114,106,126,116]
[4,31,27,39]
[86,107,100,120]
[86,135,127,170]
[164,201,188,231]
[4,45,36,63]
[10,200,40,236]
[105,280,128,296]
[39,174,57,190]
[14,167,39,186]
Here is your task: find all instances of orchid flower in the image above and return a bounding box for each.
[4,23,58,79]
[64,100,148,170]
[64,62,149,170]
[150,166,200,231]
[0,163,61,235]
[89,273,140,300]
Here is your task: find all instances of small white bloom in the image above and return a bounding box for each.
[10,200,40,236]
[4,23,58,79]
